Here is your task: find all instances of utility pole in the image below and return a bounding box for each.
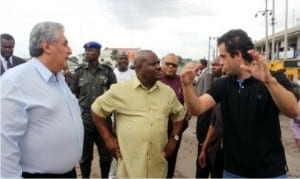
[255,1,272,61]
[271,0,275,61]
[208,37,211,62]
[284,0,288,61]
[265,0,269,61]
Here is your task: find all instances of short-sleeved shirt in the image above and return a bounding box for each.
[207,72,293,177]
[91,76,186,178]
[71,64,117,110]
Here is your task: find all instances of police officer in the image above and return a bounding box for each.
[70,41,117,178]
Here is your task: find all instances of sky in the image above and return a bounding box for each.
[1,0,300,60]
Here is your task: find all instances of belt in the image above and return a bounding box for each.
[22,168,76,178]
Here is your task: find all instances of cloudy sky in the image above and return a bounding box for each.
[1,0,299,60]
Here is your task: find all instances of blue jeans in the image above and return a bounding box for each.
[223,170,288,178]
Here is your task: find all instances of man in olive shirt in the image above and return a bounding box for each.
[91,50,186,178]
[70,41,117,178]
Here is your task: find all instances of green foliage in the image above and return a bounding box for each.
[110,49,119,61]
[177,55,193,67]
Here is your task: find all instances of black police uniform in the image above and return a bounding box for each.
[71,63,117,178]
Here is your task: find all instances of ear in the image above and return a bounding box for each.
[236,51,243,62]
[41,41,51,54]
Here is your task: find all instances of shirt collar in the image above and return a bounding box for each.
[202,67,208,72]
[229,75,256,84]
[1,55,12,62]
[82,63,104,70]
[133,76,159,92]
[31,58,57,82]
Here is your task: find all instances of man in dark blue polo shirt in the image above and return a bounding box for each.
[180,29,300,178]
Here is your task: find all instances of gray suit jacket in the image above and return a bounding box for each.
[195,68,212,96]
[1,56,26,75]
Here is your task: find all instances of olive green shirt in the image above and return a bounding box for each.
[91,76,186,178]
[71,64,117,109]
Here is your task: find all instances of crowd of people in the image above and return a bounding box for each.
[1,21,300,178]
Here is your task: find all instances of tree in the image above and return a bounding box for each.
[177,55,193,67]
[110,49,119,61]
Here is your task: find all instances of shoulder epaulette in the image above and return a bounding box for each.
[100,63,113,71]
[74,64,87,72]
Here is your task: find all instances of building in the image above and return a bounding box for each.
[254,25,300,82]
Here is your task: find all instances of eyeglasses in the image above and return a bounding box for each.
[164,62,178,68]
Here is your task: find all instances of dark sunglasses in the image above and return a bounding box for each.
[164,62,178,68]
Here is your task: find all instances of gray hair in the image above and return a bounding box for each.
[161,53,178,63]
[29,21,64,57]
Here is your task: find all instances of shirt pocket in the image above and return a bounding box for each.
[78,77,89,87]
[152,105,169,132]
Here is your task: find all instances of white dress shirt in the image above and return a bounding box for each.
[1,55,13,71]
[1,58,84,177]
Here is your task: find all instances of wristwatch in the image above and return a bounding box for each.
[171,134,180,141]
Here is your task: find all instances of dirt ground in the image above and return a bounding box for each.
[76,115,300,178]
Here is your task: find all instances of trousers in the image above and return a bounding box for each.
[80,115,112,178]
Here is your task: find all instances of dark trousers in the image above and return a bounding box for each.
[80,118,112,178]
[167,138,182,178]
[22,168,76,178]
[167,119,188,178]
[196,144,211,178]
[210,147,224,178]
[195,111,212,178]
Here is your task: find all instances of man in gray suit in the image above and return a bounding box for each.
[1,33,25,75]
[194,58,213,178]
[195,59,212,96]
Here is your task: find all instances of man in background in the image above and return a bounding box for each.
[198,57,224,178]
[113,51,135,82]
[1,33,25,75]
[160,53,189,178]
[71,41,117,178]
[194,58,213,178]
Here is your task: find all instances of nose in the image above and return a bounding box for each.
[68,46,72,55]
[155,63,161,70]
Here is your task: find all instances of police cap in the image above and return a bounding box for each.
[83,41,102,49]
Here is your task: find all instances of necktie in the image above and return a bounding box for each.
[5,57,13,69]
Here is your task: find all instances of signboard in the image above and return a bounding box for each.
[284,60,300,68]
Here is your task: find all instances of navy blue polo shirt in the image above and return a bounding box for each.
[207,72,293,177]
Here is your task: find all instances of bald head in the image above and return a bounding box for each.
[134,50,157,68]
[212,56,220,64]
[134,50,162,88]
[211,56,222,77]
[116,51,129,72]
